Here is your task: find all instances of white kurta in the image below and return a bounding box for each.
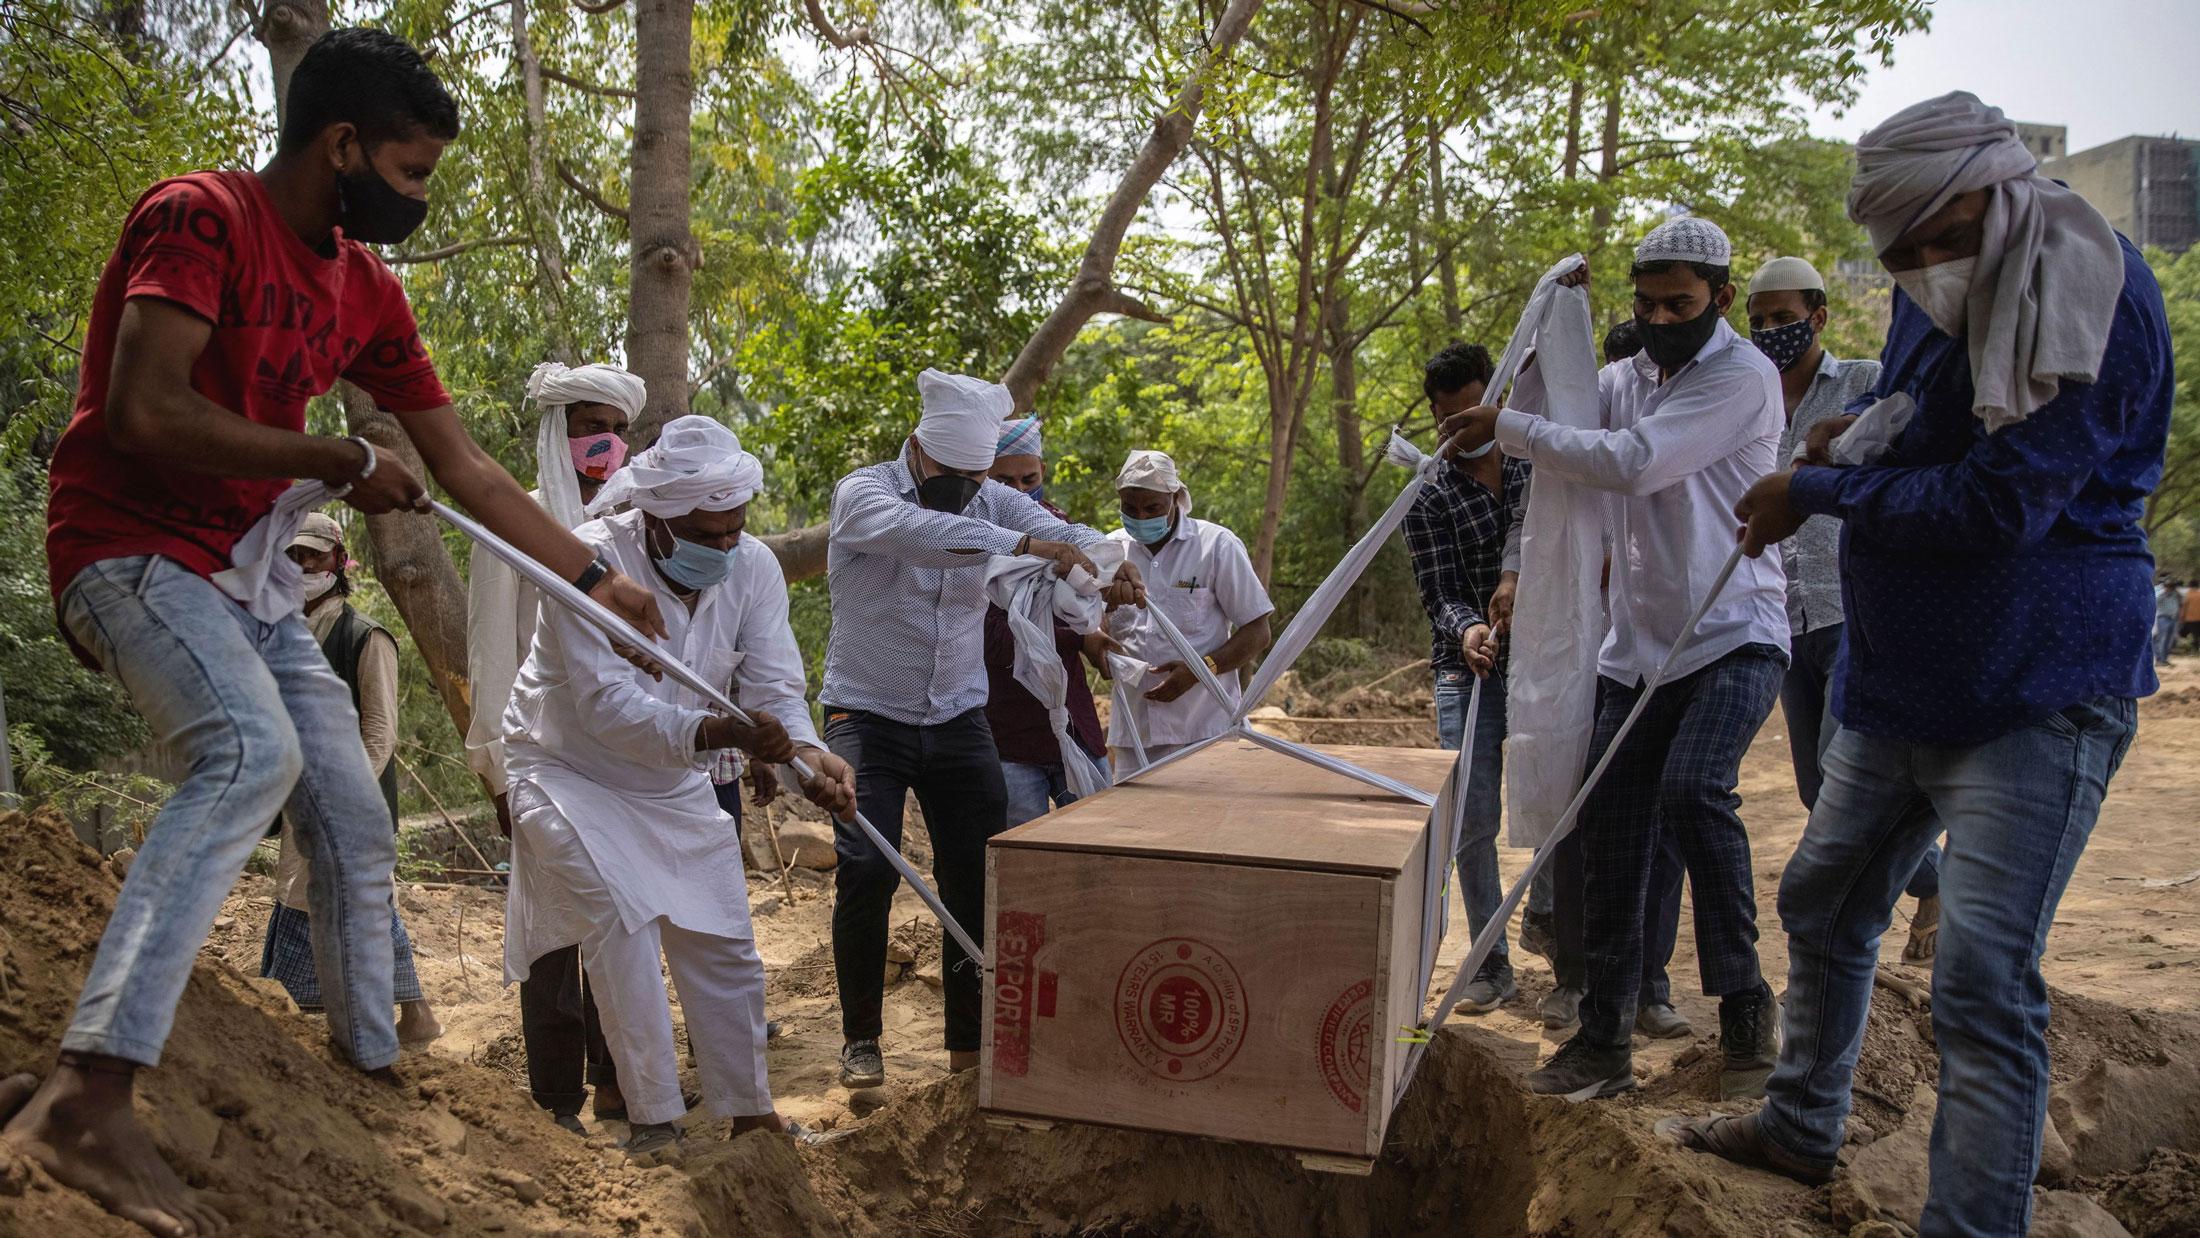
[500,509,821,982]
[1105,517,1273,745]
[464,489,547,796]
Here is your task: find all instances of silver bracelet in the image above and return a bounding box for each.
[328,436,376,498]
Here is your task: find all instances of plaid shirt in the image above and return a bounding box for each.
[1403,455,1531,675]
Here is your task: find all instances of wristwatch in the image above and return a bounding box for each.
[571,555,612,595]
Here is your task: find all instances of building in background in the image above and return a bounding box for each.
[2014,121,2068,162]
[2047,133,2200,253]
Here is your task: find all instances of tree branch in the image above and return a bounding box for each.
[541,65,636,98]
[388,234,532,264]
[557,160,629,221]
[1000,0,1266,409]
[426,0,511,50]
[572,0,625,12]
[1339,0,1432,36]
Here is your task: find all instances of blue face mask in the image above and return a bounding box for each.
[1121,511,1173,545]
[654,528,738,591]
[1024,483,1048,505]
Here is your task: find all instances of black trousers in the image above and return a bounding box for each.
[518,945,616,1116]
[823,706,1008,1053]
[1549,827,1683,1002]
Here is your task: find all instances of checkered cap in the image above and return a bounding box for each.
[1635,215,1732,267]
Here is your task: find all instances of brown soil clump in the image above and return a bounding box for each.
[0,808,705,1237]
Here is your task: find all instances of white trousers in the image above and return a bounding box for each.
[520,801,772,1126]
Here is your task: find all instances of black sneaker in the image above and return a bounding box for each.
[1718,985,1780,1100]
[1456,957,1518,1014]
[838,1038,885,1089]
[1524,1034,1635,1100]
[766,1019,785,1041]
[1654,1110,1835,1185]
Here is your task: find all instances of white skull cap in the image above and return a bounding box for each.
[1749,256,1826,294]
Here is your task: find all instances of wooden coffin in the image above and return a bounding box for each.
[979,737,1454,1172]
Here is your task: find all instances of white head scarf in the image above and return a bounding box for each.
[526,361,649,529]
[1847,91,2122,430]
[1115,448,1192,517]
[914,369,1011,470]
[585,415,762,519]
[1635,216,1732,267]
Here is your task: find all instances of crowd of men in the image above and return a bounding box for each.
[0,21,2175,1238]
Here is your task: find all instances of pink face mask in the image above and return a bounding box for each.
[570,432,628,482]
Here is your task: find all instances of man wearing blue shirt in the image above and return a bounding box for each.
[1661,93,2172,1238]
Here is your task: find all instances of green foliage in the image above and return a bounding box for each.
[2145,245,2200,576]
[0,0,259,454]
[8,724,172,846]
[0,466,147,767]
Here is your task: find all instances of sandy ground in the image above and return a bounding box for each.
[4,658,2195,1234]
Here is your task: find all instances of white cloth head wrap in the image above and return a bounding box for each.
[1635,216,1732,267]
[1115,448,1192,517]
[914,369,1011,470]
[1749,256,1825,294]
[1847,91,2122,430]
[527,361,648,529]
[585,415,762,518]
[995,415,1043,459]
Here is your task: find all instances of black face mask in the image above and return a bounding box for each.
[336,156,429,246]
[917,472,982,514]
[1635,300,1724,374]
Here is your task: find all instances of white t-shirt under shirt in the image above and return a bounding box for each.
[1106,517,1275,745]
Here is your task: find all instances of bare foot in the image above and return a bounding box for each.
[592,1079,626,1122]
[396,1000,444,1046]
[1903,894,1941,964]
[0,1058,227,1236]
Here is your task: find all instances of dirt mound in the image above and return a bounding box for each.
[680,1026,1818,1238]
[2145,685,2200,719]
[0,809,706,1237]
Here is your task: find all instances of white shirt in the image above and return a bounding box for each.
[500,509,819,978]
[1499,317,1789,684]
[1106,517,1274,745]
[820,446,1105,725]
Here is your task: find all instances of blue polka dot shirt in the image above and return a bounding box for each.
[1787,236,2173,746]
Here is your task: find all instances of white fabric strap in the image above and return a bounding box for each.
[212,479,335,624]
[1105,652,1153,772]
[984,552,1114,799]
[429,499,983,965]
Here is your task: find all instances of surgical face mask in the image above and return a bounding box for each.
[336,154,429,246]
[1635,300,1723,374]
[1750,318,1818,372]
[1121,511,1173,545]
[917,472,982,515]
[652,527,738,591]
[299,570,337,603]
[1892,256,1976,336]
[569,431,628,483]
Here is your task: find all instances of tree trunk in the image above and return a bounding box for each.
[1590,84,1621,235]
[256,0,477,742]
[513,0,572,361]
[1326,288,1369,632]
[1427,119,1460,332]
[626,0,697,444]
[342,388,476,730]
[1560,77,1584,181]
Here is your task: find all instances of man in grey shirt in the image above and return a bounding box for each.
[1747,257,1940,962]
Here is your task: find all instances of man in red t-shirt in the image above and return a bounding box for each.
[2,29,666,1236]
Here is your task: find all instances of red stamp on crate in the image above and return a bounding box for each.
[1114,938,1248,1083]
[1318,978,1375,1113]
[992,911,1054,1077]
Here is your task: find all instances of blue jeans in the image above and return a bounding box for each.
[2155,613,2179,663]
[1783,623,1943,900]
[1001,756,1106,827]
[1435,668,1518,961]
[59,556,401,1069]
[1761,697,2136,1238]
